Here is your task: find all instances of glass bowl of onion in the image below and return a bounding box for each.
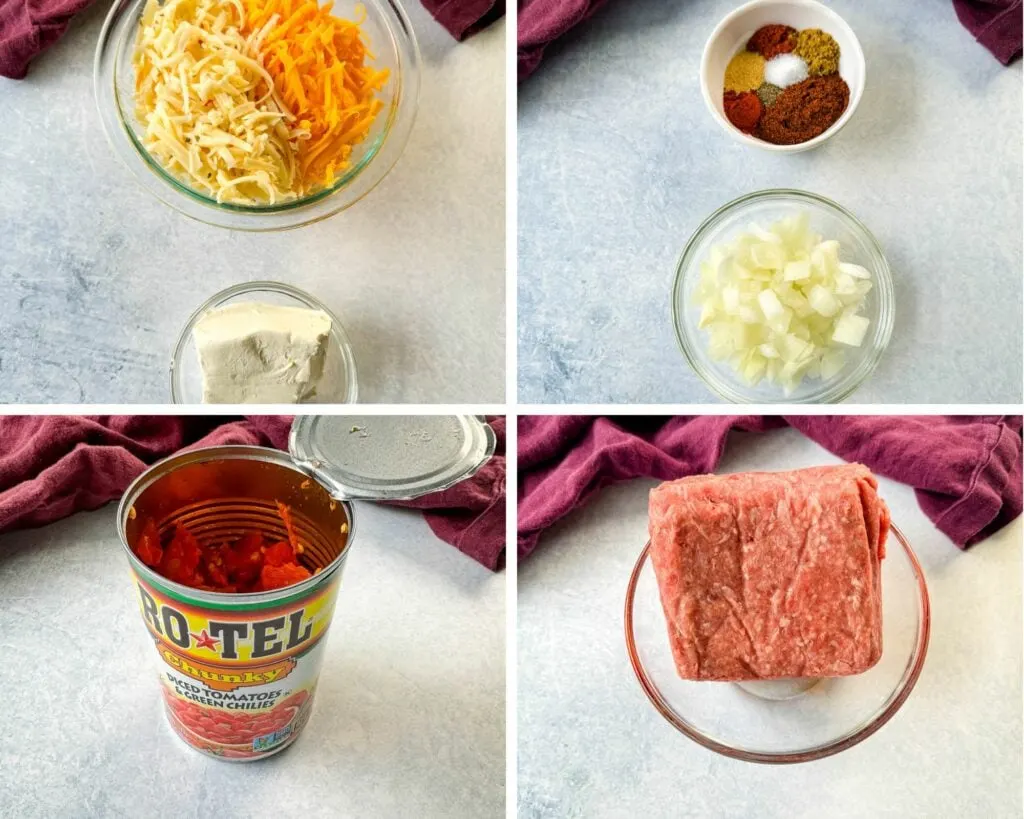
[95,0,420,231]
[672,189,894,403]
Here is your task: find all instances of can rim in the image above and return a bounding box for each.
[288,414,497,501]
[118,445,355,609]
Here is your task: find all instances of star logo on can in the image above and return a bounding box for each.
[191,629,220,652]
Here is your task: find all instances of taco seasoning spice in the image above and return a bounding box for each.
[794,28,841,76]
[755,83,783,108]
[747,24,796,59]
[724,50,765,92]
[757,74,850,145]
[764,53,809,88]
[723,91,763,134]
[721,22,847,146]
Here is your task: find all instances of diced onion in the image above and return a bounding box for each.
[832,314,871,347]
[840,262,871,279]
[757,289,785,321]
[784,260,810,281]
[692,213,874,394]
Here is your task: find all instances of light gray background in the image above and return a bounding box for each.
[518,428,1022,818]
[0,502,505,817]
[0,7,505,403]
[518,0,1023,403]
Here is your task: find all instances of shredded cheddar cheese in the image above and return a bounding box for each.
[243,0,389,190]
[132,0,387,205]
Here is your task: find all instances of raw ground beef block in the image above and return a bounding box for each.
[648,464,889,681]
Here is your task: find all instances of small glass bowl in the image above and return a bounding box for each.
[170,281,358,404]
[625,523,930,764]
[94,0,420,231]
[672,190,894,403]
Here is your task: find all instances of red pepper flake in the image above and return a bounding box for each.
[133,504,314,593]
[723,90,763,134]
[747,24,797,60]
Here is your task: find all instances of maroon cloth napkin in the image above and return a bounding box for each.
[0,0,503,80]
[420,0,505,42]
[518,415,1023,559]
[516,0,1020,82]
[0,416,289,529]
[518,0,607,82]
[0,415,505,571]
[0,0,90,79]
[953,0,1023,64]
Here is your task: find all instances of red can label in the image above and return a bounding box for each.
[133,574,341,760]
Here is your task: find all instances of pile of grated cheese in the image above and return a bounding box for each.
[133,0,301,204]
[133,0,388,206]
[244,0,390,191]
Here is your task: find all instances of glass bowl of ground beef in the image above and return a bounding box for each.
[625,522,930,763]
[95,0,421,230]
[700,0,865,152]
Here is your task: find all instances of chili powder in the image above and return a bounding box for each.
[756,74,850,145]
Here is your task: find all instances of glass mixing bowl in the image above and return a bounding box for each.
[625,524,930,764]
[672,190,894,403]
[94,0,420,231]
[170,281,358,403]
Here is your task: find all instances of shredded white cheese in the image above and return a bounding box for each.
[133,0,300,205]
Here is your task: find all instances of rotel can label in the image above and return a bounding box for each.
[132,573,342,760]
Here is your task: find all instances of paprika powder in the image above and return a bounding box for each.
[723,91,763,134]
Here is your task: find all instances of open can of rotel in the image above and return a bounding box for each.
[118,416,496,761]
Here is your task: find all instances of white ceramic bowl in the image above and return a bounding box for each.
[700,0,865,152]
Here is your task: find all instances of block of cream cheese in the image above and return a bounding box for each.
[648,464,888,682]
[193,302,333,403]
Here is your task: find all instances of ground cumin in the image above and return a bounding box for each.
[793,28,841,76]
[756,74,849,145]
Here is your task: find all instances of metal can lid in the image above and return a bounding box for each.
[289,415,496,501]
